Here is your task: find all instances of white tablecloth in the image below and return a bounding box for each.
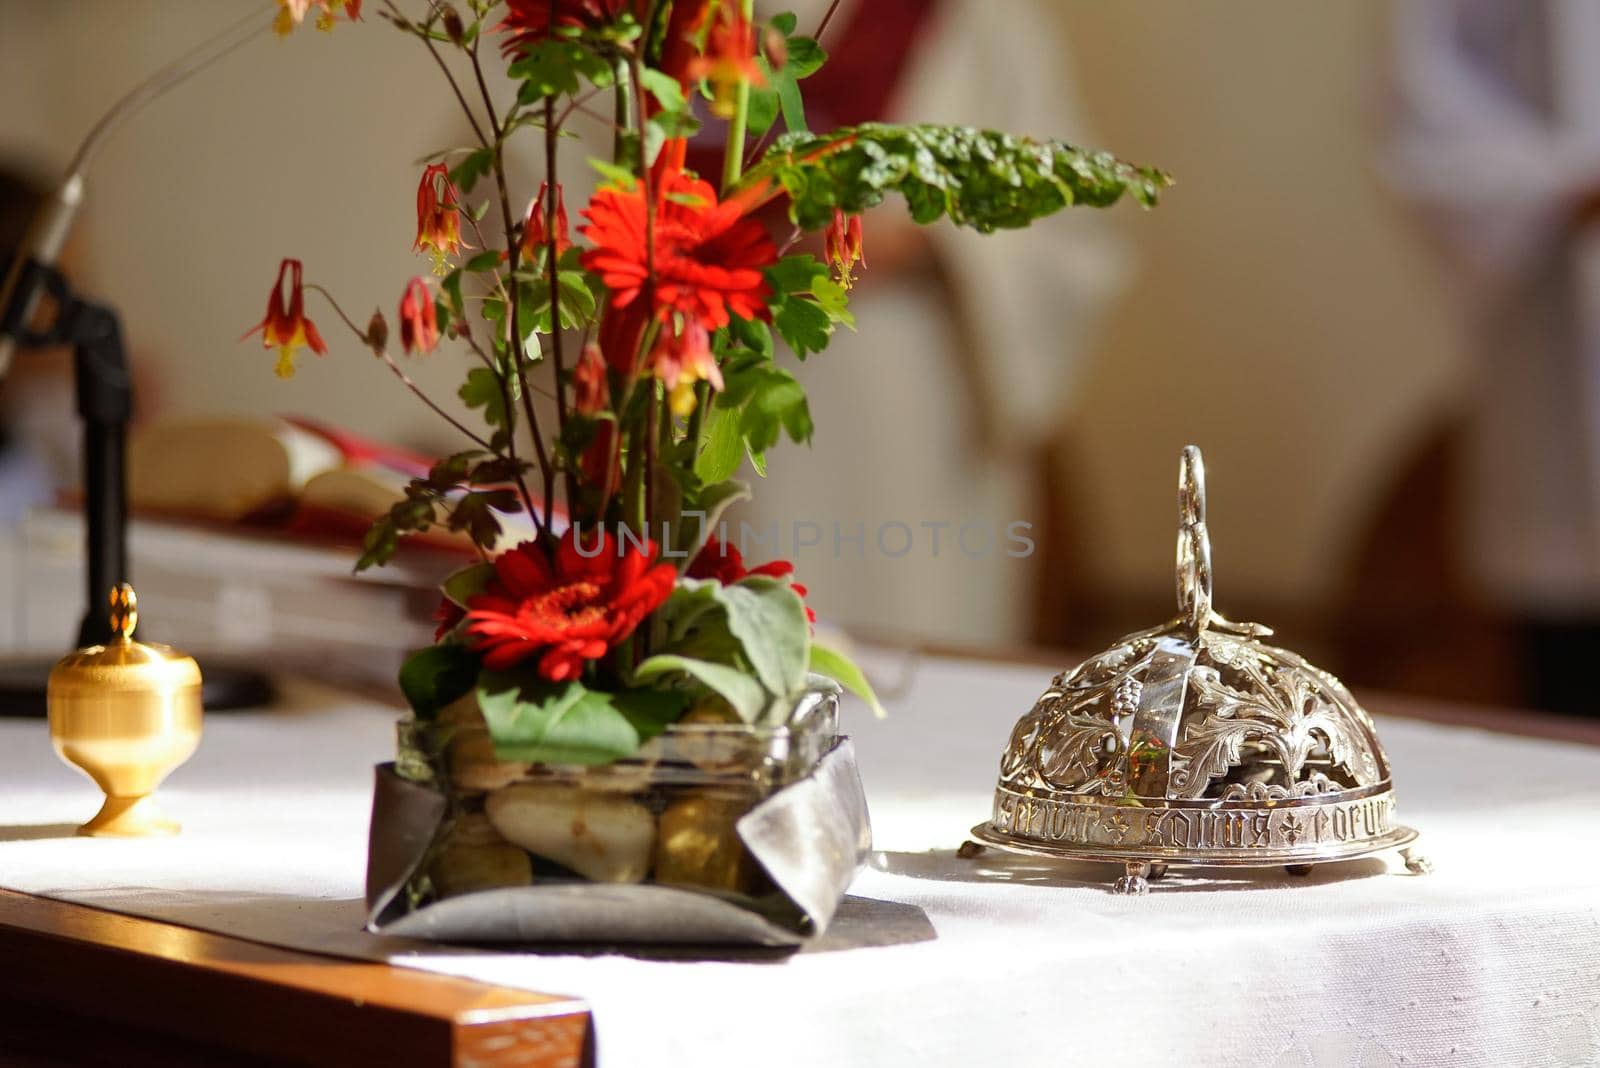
[4,651,1599,1068]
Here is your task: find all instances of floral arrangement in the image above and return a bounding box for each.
[251,0,1167,764]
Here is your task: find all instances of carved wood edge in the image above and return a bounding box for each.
[0,888,592,1067]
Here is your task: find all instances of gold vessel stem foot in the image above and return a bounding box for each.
[79,794,180,838]
[1112,861,1151,896]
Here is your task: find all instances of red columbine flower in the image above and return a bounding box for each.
[521,181,572,262]
[243,258,326,379]
[688,535,815,623]
[464,530,676,680]
[497,0,640,56]
[398,277,439,355]
[825,208,865,289]
[685,5,765,118]
[414,164,467,274]
[574,343,610,414]
[580,165,776,332]
[648,320,720,417]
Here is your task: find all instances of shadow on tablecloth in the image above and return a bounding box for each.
[873,847,1395,892]
[0,823,79,842]
[48,887,936,965]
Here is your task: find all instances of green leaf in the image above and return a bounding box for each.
[695,402,746,484]
[810,276,854,328]
[464,249,503,273]
[776,66,807,134]
[459,366,513,439]
[446,489,518,551]
[399,644,480,719]
[746,84,780,137]
[639,67,686,114]
[784,36,826,79]
[356,515,399,571]
[440,562,496,608]
[766,254,828,295]
[477,673,687,765]
[508,39,611,102]
[772,294,832,357]
[588,157,638,189]
[634,654,768,723]
[740,122,1170,234]
[713,577,809,699]
[449,148,494,194]
[769,12,797,35]
[809,642,885,719]
[728,315,774,359]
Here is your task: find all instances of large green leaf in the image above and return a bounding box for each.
[741,123,1170,234]
[477,673,686,765]
[633,654,768,723]
[398,644,479,719]
[809,641,885,719]
[695,402,745,484]
[713,577,810,699]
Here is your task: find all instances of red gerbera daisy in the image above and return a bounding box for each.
[688,535,815,623]
[579,165,777,333]
[464,529,675,681]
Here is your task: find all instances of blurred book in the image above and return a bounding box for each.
[126,415,538,555]
[0,415,545,687]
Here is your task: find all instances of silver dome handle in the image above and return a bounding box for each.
[1176,446,1213,638]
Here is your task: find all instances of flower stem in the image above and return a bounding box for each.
[469,31,557,545]
[721,0,756,194]
[304,283,500,456]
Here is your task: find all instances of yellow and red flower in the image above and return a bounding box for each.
[520,181,572,262]
[243,258,326,379]
[825,208,865,289]
[464,530,676,681]
[685,5,765,118]
[274,0,360,35]
[413,163,467,274]
[648,320,720,416]
[579,163,776,333]
[398,277,440,355]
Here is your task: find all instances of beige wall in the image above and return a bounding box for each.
[1060,0,1468,607]
[0,1,1469,612]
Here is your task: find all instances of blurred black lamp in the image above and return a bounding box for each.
[0,7,278,715]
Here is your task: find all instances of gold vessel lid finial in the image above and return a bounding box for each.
[109,582,138,642]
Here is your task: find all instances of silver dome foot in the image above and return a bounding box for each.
[1112,861,1151,895]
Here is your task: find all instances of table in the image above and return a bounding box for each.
[5,650,1600,1067]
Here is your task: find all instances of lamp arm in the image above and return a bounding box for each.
[0,5,274,381]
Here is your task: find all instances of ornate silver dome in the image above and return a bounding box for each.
[972,447,1424,893]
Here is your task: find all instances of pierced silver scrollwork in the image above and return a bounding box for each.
[979,445,1420,891]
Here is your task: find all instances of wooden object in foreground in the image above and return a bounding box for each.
[0,889,590,1067]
